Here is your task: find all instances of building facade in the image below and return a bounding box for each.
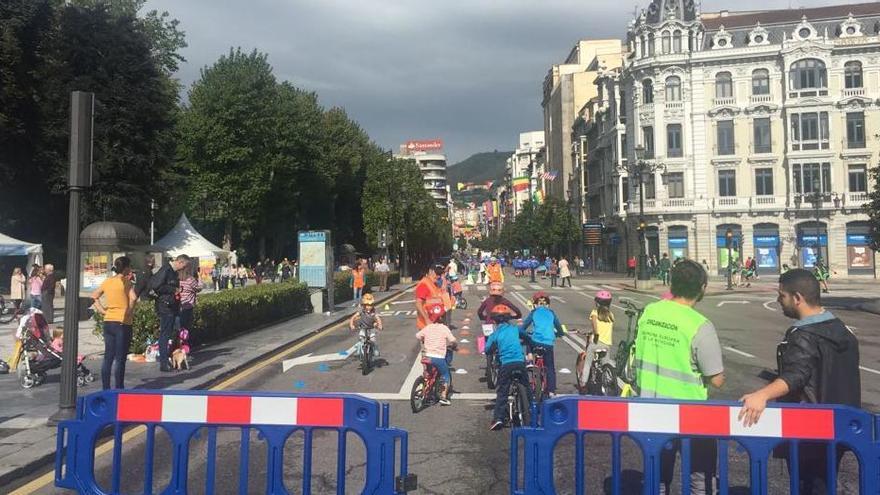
[606,0,879,277]
[396,151,450,211]
[505,131,546,218]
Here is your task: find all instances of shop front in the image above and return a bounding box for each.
[667,225,688,261]
[715,224,742,275]
[846,222,875,276]
[752,224,780,276]
[796,222,827,268]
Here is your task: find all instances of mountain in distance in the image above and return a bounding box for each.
[447,151,511,204]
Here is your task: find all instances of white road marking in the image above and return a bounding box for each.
[561,335,584,353]
[512,284,525,291]
[602,285,619,290]
[569,285,581,290]
[398,353,425,396]
[717,301,749,307]
[282,343,358,372]
[551,295,567,304]
[762,301,777,312]
[859,366,880,375]
[529,284,541,290]
[584,285,602,291]
[390,299,415,305]
[723,346,756,358]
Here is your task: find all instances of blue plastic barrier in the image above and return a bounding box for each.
[511,396,880,495]
[55,390,415,494]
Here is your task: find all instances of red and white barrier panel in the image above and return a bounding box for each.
[578,401,834,440]
[116,394,344,427]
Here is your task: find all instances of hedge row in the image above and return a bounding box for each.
[333,271,401,303]
[94,280,312,353]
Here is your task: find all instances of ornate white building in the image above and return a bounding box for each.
[609,0,879,277]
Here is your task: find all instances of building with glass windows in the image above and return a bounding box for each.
[606,0,879,277]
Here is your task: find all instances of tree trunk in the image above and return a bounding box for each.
[258,235,266,259]
[223,220,233,251]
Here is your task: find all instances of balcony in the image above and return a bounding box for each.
[662,198,694,209]
[665,101,683,110]
[843,87,866,98]
[713,96,736,107]
[848,192,869,206]
[750,94,772,104]
[715,197,743,209]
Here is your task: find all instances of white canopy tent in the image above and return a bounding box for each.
[153,214,227,258]
[0,231,44,267]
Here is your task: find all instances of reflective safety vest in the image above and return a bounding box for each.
[633,300,708,400]
[487,263,503,283]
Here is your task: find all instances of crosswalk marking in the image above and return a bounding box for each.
[602,284,618,290]
[512,284,525,291]
[529,284,541,289]
[569,285,581,290]
[584,284,602,291]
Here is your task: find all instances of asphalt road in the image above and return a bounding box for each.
[17,275,879,494]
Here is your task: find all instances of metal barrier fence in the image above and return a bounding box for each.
[55,390,416,495]
[511,396,880,495]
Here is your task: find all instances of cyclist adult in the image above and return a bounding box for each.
[486,257,504,284]
[519,291,564,396]
[415,264,451,331]
[485,303,530,431]
[416,301,457,406]
[633,259,724,495]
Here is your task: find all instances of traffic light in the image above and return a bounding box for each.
[378,230,387,248]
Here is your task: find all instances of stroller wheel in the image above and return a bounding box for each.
[85,373,95,383]
[35,372,46,385]
[77,375,86,387]
[20,374,36,389]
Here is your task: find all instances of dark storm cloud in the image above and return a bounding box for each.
[146,0,833,162]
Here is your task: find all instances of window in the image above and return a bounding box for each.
[666,172,684,198]
[790,112,830,150]
[643,172,656,199]
[755,168,774,196]
[715,72,733,98]
[844,61,863,89]
[665,76,681,101]
[643,126,654,158]
[673,31,682,53]
[622,177,630,203]
[647,33,655,56]
[789,59,827,93]
[642,79,654,104]
[849,164,867,192]
[751,69,770,95]
[662,32,671,53]
[753,118,771,153]
[846,112,865,148]
[716,120,735,155]
[718,170,737,197]
[667,124,683,157]
[620,133,627,157]
[792,163,831,193]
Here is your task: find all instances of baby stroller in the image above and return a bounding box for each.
[14,309,93,389]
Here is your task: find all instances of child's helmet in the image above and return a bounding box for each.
[532,291,550,304]
[361,293,375,306]
[594,290,612,305]
[489,303,515,322]
[488,282,504,296]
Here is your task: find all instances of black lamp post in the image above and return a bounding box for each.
[631,145,664,281]
[811,178,823,265]
[725,228,734,291]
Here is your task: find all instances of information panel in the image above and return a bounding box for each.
[298,230,331,288]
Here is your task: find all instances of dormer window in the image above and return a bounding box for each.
[789,59,827,97]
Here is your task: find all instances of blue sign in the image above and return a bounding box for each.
[754,235,779,248]
[298,230,330,288]
[716,235,740,249]
[847,234,870,246]
[298,231,326,242]
[668,237,688,248]
[798,234,827,247]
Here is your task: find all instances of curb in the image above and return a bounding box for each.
[2,285,413,491]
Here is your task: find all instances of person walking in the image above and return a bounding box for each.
[27,265,43,310]
[738,268,859,494]
[633,260,725,494]
[149,255,190,372]
[376,257,390,292]
[220,263,230,290]
[558,257,571,287]
[627,256,637,277]
[40,264,57,323]
[281,260,292,281]
[211,263,221,291]
[9,267,26,310]
[178,265,202,332]
[253,262,264,285]
[573,256,581,276]
[548,258,558,287]
[237,264,248,288]
[350,263,366,306]
[91,256,137,390]
[658,253,671,286]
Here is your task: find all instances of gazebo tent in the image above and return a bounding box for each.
[0,231,44,267]
[153,214,228,282]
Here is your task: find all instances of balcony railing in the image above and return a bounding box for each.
[843,87,866,98]
[848,192,869,204]
[717,197,740,207]
[749,94,772,104]
[754,196,776,205]
[665,101,683,110]
[663,198,694,208]
[713,96,736,106]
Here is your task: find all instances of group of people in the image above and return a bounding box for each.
[7,263,59,323]
[210,258,298,290]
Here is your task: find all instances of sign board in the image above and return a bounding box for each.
[405,139,443,152]
[297,230,332,288]
[583,222,603,246]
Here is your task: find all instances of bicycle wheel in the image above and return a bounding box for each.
[509,381,532,427]
[530,365,544,404]
[485,354,498,389]
[361,341,372,375]
[574,352,588,394]
[600,364,619,396]
[0,297,15,324]
[410,376,427,413]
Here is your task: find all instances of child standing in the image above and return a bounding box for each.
[582,291,614,386]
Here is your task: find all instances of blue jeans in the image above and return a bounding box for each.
[29,294,42,309]
[102,322,132,389]
[493,362,531,422]
[353,286,363,304]
[430,357,451,385]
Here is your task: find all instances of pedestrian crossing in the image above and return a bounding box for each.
[466,281,624,294]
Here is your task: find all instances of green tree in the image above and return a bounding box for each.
[867,167,880,251]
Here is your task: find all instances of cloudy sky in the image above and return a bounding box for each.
[147,0,844,162]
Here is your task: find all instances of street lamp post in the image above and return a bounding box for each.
[630,145,664,282]
[811,178,823,265]
[725,228,734,291]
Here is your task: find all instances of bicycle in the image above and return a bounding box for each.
[573,330,618,396]
[411,345,456,413]
[614,299,643,388]
[0,296,25,325]
[482,323,500,389]
[506,368,532,427]
[527,346,549,404]
[358,328,377,376]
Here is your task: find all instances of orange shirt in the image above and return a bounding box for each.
[352,268,365,289]
[487,263,503,283]
[414,276,443,330]
[99,276,133,325]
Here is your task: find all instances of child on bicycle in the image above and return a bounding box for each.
[415,301,457,405]
[486,303,531,431]
[519,291,564,397]
[582,290,614,386]
[349,293,382,358]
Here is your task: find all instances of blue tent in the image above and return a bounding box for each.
[0,231,43,265]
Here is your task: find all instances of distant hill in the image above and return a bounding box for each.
[447,151,511,203]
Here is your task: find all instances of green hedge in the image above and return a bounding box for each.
[333,271,400,303]
[94,280,311,353]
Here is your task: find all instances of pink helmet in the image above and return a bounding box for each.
[594,290,612,304]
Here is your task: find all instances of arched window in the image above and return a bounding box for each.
[673,30,682,53]
[790,59,827,90]
[751,69,770,95]
[715,72,733,98]
[845,61,863,89]
[665,76,681,101]
[642,79,654,104]
[662,31,672,53]
[647,33,655,56]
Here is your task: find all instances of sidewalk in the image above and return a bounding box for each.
[0,284,408,488]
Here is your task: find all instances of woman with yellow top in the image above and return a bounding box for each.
[92,256,137,390]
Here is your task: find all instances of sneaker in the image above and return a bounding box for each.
[489,420,504,431]
[439,398,451,406]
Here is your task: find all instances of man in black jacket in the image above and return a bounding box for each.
[739,268,860,494]
[149,255,190,372]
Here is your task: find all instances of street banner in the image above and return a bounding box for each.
[512,177,529,192]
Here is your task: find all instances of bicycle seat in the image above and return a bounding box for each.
[533,347,546,358]
[595,349,608,358]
